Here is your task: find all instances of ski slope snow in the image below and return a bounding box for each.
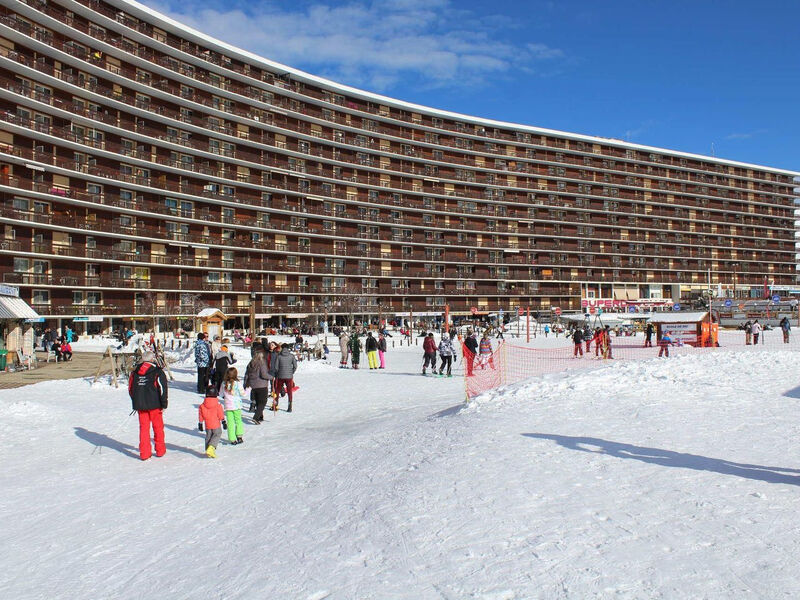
[2,339,800,599]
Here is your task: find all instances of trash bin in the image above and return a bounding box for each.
[0,349,7,371]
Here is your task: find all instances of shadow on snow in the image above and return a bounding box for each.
[522,433,800,486]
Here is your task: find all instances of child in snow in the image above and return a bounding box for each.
[220,367,248,445]
[478,332,494,370]
[658,331,674,358]
[198,385,226,458]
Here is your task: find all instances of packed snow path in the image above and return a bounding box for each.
[3,343,800,599]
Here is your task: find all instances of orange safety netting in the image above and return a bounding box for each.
[462,332,800,400]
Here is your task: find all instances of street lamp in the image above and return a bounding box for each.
[732,262,739,298]
[249,290,257,341]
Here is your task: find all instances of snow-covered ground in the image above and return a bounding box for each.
[4,337,800,599]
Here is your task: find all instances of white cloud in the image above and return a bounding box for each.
[142,0,566,92]
[725,129,767,141]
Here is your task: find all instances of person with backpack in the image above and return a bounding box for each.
[128,351,169,461]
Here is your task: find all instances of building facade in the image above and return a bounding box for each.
[0,0,798,331]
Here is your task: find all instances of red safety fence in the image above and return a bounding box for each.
[462,331,800,400]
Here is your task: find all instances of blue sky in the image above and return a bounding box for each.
[142,0,799,171]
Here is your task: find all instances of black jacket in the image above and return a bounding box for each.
[365,335,378,351]
[572,329,584,344]
[128,362,168,411]
[464,336,478,354]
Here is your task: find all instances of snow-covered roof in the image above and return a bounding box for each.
[0,295,39,320]
[647,311,709,323]
[197,308,226,319]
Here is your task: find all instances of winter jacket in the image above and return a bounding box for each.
[365,335,378,352]
[128,361,168,411]
[423,337,437,354]
[572,329,584,344]
[781,319,791,332]
[349,336,361,358]
[479,338,492,355]
[464,335,478,355]
[339,333,350,356]
[219,381,248,411]
[378,337,387,352]
[438,337,456,357]
[270,348,298,380]
[198,396,225,429]
[244,357,272,389]
[214,350,236,375]
[194,340,211,367]
[751,323,762,335]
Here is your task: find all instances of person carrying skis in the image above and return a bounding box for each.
[422,332,437,375]
[365,331,379,369]
[128,351,169,461]
[437,332,456,376]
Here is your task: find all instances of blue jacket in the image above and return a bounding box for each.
[194,340,211,367]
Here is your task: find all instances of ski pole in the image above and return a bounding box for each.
[91,410,135,456]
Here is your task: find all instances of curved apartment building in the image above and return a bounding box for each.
[0,0,798,331]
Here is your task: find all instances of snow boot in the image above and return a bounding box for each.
[206,445,216,458]
[287,401,293,413]
[236,436,243,444]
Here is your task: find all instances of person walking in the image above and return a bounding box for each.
[464,330,478,376]
[339,331,350,368]
[365,331,379,369]
[194,333,212,393]
[658,331,674,357]
[572,327,584,357]
[478,332,495,369]
[213,344,236,395]
[752,320,762,345]
[377,333,387,369]
[128,351,168,461]
[437,332,456,377]
[244,350,272,424]
[780,316,791,343]
[422,332,437,375]
[744,320,752,345]
[64,324,74,344]
[198,385,225,458]
[270,343,298,412]
[219,367,247,445]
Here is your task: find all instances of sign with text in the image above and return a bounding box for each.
[661,323,697,344]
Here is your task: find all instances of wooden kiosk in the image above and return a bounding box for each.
[648,311,718,347]
[197,308,227,340]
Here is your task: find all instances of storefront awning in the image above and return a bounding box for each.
[0,296,40,320]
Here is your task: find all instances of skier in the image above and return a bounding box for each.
[270,342,298,412]
[437,332,456,377]
[128,350,168,461]
[219,367,247,445]
[422,332,437,375]
[572,327,584,357]
[365,331,379,369]
[198,385,225,458]
[339,331,350,368]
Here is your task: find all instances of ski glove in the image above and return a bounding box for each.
[198,422,204,432]
[222,420,227,430]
